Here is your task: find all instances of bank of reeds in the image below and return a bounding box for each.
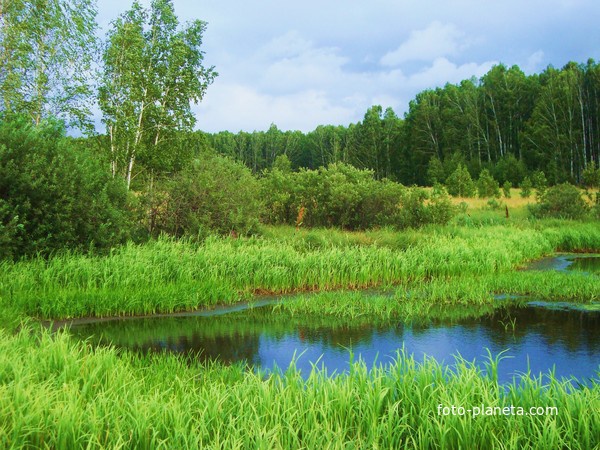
[1,221,598,320]
[0,327,597,449]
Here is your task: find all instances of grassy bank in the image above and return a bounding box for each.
[1,220,599,321]
[0,327,598,450]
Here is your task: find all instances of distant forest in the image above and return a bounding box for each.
[203,61,600,186]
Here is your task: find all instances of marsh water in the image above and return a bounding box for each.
[67,302,600,385]
[523,253,600,274]
[66,254,600,385]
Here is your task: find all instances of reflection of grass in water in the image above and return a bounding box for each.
[576,303,600,312]
[499,316,517,332]
[568,255,600,273]
[1,326,598,449]
[66,293,512,353]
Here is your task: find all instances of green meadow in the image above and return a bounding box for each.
[1,218,599,449]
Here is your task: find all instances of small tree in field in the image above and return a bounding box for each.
[445,164,476,197]
[582,161,600,188]
[531,170,548,196]
[477,169,500,198]
[520,176,533,198]
[427,157,445,185]
[502,181,512,198]
[531,183,589,219]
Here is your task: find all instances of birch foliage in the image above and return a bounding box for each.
[0,0,97,130]
[99,0,216,188]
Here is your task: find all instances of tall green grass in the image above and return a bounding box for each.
[1,221,599,320]
[0,327,597,449]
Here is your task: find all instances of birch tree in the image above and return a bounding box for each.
[99,0,216,189]
[0,0,97,129]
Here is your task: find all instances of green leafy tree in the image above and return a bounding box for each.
[0,0,97,129]
[445,164,476,197]
[582,161,600,188]
[531,170,548,196]
[260,155,295,224]
[426,157,445,185]
[99,0,217,188]
[502,180,512,198]
[272,154,292,173]
[493,154,527,186]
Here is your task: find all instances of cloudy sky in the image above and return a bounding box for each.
[97,0,600,133]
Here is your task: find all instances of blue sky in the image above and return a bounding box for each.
[97,0,600,133]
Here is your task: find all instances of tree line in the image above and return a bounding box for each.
[205,62,600,188]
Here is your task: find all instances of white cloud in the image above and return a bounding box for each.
[381,21,469,66]
[524,50,545,73]
[195,83,358,132]
[406,57,497,90]
[258,31,313,60]
[261,38,349,94]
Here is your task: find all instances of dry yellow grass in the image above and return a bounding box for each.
[445,187,598,209]
[449,189,536,209]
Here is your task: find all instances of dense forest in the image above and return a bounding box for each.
[205,62,600,187]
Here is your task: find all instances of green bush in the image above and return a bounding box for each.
[153,154,263,237]
[395,185,456,229]
[486,198,503,211]
[582,161,600,188]
[396,188,429,228]
[428,184,456,225]
[0,114,131,259]
[261,163,403,230]
[260,163,456,230]
[530,183,589,220]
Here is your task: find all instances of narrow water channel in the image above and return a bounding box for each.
[66,300,600,385]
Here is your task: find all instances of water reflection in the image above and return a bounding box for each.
[524,254,600,274]
[68,302,600,385]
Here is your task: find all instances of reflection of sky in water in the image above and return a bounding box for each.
[255,321,600,384]
[69,299,600,386]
